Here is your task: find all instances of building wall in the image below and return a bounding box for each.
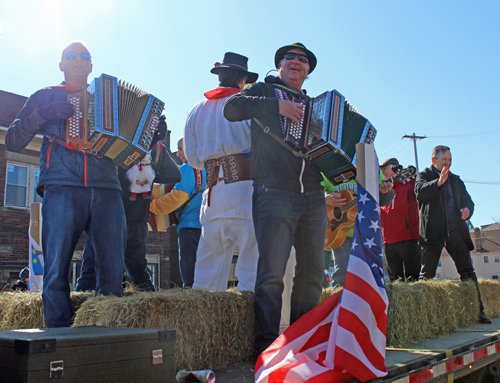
[0,143,40,289]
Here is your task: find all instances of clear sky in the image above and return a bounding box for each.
[1,0,499,227]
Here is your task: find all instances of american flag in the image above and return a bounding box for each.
[255,182,388,383]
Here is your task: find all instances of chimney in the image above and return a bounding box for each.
[474,227,482,251]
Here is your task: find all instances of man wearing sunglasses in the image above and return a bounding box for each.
[6,41,126,328]
[224,43,326,354]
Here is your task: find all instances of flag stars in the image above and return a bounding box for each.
[357,211,366,222]
[369,220,380,232]
[364,237,376,248]
[358,192,370,205]
[351,238,359,251]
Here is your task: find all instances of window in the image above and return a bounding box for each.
[495,255,500,263]
[493,275,499,280]
[437,260,442,267]
[483,256,489,264]
[147,263,158,287]
[5,163,28,207]
[4,162,42,208]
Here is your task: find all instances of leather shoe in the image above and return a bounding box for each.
[479,312,492,324]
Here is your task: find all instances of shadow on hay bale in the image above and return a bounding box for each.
[0,292,92,331]
[72,288,257,371]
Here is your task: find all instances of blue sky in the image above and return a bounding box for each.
[1,0,499,226]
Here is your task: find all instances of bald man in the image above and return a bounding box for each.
[6,41,126,327]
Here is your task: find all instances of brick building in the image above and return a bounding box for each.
[0,89,180,291]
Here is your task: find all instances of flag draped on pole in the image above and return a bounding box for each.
[28,227,44,292]
[255,182,388,383]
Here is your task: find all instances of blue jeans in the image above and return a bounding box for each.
[76,240,97,291]
[77,221,155,292]
[252,185,327,353]
[178,227,201,288]
[42,186,126,328]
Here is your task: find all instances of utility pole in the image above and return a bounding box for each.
[402,133,426,172]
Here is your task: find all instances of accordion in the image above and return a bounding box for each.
[284,89,377,185]
[65,74,165,169]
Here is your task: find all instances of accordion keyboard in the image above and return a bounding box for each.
[288,101,307,140]
[68,95,84,140]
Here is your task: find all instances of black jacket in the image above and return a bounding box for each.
[223,76,323,194]
[11,280,28,291]
[120,142,181,223]
[415,166,474,249]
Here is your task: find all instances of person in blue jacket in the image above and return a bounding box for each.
[150,138,206,287]
[6,41,126,327]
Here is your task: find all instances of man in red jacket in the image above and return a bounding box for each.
[380,158,421,282]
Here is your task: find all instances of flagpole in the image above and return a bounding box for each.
[30,203,42,246]
[355,143,379,202]
[29,202,43,292]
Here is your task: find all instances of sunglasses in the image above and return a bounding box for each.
[283,52,309,64]
[65,52,91,61]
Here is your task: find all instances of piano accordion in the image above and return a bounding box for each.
[65,74,165,169]
[283,89,377,185]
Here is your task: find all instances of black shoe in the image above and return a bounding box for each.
[479,312,492,324]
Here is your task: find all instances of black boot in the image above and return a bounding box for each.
[479,311,492,324]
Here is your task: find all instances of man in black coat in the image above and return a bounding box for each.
[415,145,491,323]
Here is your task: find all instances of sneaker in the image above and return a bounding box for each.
[479,312,492,324]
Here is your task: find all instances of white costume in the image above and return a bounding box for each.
[184,88,258,291]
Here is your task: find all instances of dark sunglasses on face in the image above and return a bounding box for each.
[65,52,91,61]
[283,52,309,63]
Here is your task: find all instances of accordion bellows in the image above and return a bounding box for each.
[283,89,377,185]
[65,74,165,169]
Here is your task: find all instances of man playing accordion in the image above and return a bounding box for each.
[6,41,126,328]
[224,43,327,353]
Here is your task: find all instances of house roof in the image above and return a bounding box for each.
[0,90,28,128]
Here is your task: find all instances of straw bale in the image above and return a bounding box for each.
[478,278,500,318]
[386,280,479,347]
[0,291,92,331]
[319,286,342,303]
[73,288,256,371]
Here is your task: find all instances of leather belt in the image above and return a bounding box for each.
[204,153,251,207]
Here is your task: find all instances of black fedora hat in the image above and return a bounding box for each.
[210,52,259,84]
[380,158,399,168]
[274,42,317,74]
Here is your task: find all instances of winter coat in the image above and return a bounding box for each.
[415,166,474,249]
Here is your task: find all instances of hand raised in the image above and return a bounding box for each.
[438,165,450,187]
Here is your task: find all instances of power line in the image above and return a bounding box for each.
[427,129,500,139]
[463,180,500,185]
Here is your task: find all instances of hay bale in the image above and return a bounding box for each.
[478,278,500,318]
[0,292,45,330]
[386,280,479,347]
[319,286,342,303]
[0,291,93,331]
[73,289,256,371]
